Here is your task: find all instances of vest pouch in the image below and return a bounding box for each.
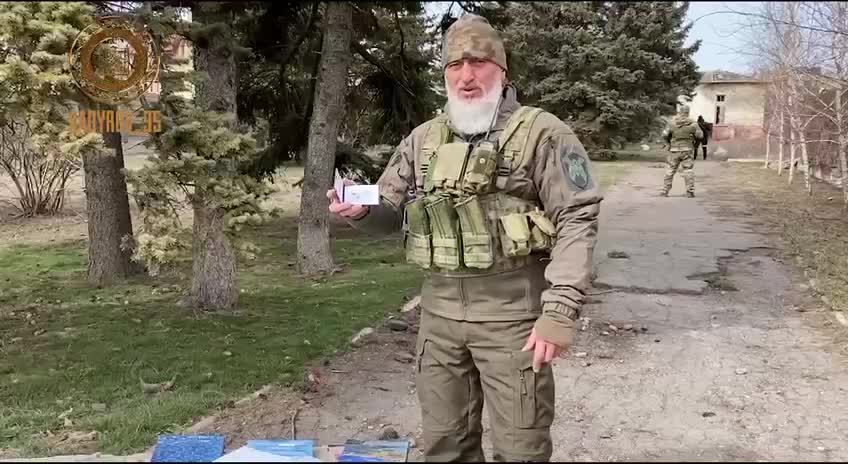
[499,212,532,257]
[461,140,498,194]
[403,196,432,269]
[424,196,462,270]
[527,209,557,252]
[455,195,494,269]
[529,226,550,252]
[425,142,472,193]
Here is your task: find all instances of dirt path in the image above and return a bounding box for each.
[5,160,848,462]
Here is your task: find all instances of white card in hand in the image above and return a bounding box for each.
[343,185,380,205]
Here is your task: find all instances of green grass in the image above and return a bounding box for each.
[732,165,848,312]
[0,219,423,455]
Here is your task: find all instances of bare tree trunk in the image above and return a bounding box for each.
[789,125,796,184]
[189,1,239,310]
[778,106,785,175]
[296,1,352,275]
[83,101,141,286]
[797,120,811,194]
[764,129,771,168]
[787,74,810,192]
[788,85,797,184]
[830,2,848,209]
[840,135,848,210]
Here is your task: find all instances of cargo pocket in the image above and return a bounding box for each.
[455,196,494,269]
[511,352,537,428]
[404,197,432,269]
[425,196,461,270]
[499,212,532,257]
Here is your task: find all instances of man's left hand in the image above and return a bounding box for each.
[522,328,565,373]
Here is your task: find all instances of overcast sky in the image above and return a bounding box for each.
[424,1,758,74]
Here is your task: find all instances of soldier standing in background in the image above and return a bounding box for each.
[661,105,703,198]
[327,14,602,462]
[695,115,712,160]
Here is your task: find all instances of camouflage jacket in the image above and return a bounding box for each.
[663,115,704,152]
[346,85,602,343]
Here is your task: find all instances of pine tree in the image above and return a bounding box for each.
[0,2,100,217]
[504,1,701,149]
[234,2,441,181]
[345,3,441,148]
[0,2,144,283]
[125,4,279,310]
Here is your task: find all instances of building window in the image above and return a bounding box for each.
[716,94,726,102]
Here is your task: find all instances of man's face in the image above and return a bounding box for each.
[444,58,506,135]
[444,58,504,101]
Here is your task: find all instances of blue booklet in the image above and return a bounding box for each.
[151,434,225,462]
[338,440,409,462]
[246,439,315,458]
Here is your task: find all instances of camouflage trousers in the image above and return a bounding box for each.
[415,310,555,462]
[661,150,695,195]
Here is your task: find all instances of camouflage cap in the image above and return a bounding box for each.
[441,14,507,71]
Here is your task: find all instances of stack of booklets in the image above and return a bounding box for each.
[337,440,409,462]
[214,439,323,462]
[150,434,410,462]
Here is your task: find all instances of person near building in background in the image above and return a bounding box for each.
[695,115,712,160]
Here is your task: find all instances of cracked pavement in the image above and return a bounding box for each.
[546,161,848,462]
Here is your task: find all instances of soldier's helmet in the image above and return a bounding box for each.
[441,14,507,71]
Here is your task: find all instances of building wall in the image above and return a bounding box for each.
[688,82,766,127]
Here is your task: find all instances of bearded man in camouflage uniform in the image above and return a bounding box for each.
[327,14,602,462]
[660,105,703,198]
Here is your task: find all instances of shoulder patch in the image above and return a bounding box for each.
[560,145,592,191]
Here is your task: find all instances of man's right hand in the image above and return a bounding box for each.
[326,179,369,220]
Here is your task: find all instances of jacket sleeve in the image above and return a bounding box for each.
[347,135,416,236]
[531,126,603,346]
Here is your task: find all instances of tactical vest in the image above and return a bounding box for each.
[668,119,700,152]
[403,106,558,275]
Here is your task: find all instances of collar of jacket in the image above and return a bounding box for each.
[443,84,522,137]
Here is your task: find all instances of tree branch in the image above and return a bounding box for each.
[281,2,320,69]
[723,5,848,38]
[394,10,406,74]
[350,41,414,97]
